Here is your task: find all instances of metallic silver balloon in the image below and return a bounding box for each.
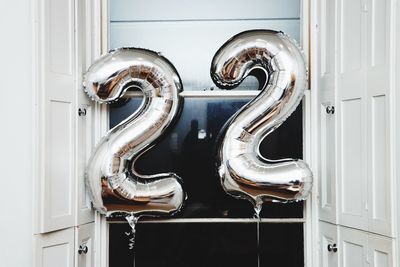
[84,47,185,218]
[211,30,313,209]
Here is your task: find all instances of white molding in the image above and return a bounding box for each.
[389,0,398,241]
[33,0,46,235]
[390,0,400,266]
[302,0,319,266]
[32,1,44,265]
[305,88,318,267]
[95,212,109,267]
[93,1,110,267]
[109,218,306,224]
[123,90,259,98]
[32,0,40,236]
[101,0,110,54]
[307,0,320,266]
[301,0,310,84]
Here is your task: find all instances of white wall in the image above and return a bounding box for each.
[0,1,33,266]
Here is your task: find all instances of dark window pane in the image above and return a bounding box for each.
[259,223,304,267]
[111,222,258,267]
[109,97,304,218]
[109,222,304,267]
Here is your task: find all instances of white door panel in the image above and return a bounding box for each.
[338,97,368,230]
[368,234,394,267]
[367,94,391,235]
[35,228,75,267]
[339,226,369,267]
[337,0,366,99]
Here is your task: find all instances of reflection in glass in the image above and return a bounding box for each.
[110,97,304,219]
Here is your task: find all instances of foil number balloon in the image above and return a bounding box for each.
[211,30,313,211]
[83,48,185,218]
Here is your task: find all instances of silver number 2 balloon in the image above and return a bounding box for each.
[83,48,185,218]
[211,30,313,211]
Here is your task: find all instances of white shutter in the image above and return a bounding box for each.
[34,0,100,265]
[317,0,338,224]
[335,0,394,236]
[38,0,77,233]
[75,0,95,226]
[337,0,369,231]
[36,0,97,233]
[365,0,393,237]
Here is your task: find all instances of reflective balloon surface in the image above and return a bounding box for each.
[211,30,313,209]
[84,48,185,218]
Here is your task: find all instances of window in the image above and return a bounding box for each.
[108,1,306,266]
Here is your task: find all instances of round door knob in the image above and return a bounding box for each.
[78,108,87,117]
[327,243,338,253]
[78,244,88,255]
[326,106,335,114]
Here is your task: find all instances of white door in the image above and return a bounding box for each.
[319,222,339,267]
